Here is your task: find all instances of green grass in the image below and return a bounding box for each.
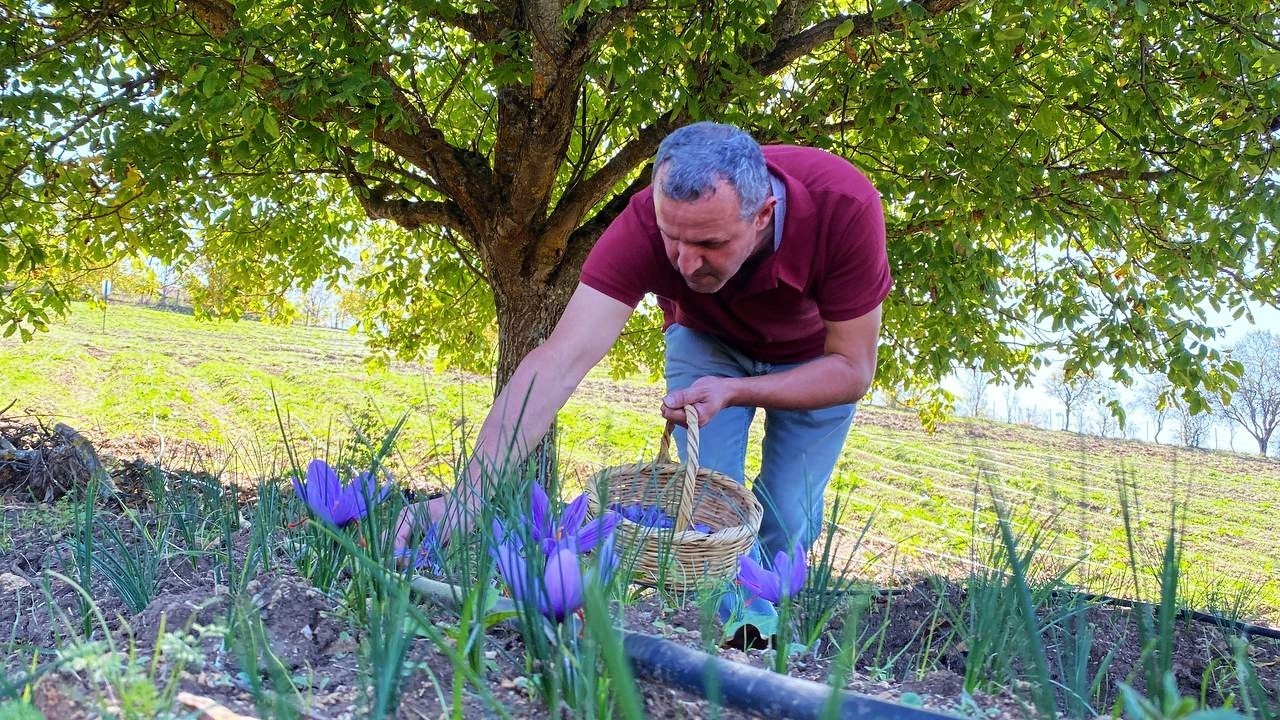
[2,301,1278,621]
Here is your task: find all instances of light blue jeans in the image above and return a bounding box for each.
[664,324,856,563]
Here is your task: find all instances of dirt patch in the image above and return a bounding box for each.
[6,496,1278,719]
[242,572,351,671]
[4,423,1277,719]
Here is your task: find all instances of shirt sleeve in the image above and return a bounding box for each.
[580,193,660,308]
[815,196,892,322]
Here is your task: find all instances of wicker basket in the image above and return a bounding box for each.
[585,405,762,591]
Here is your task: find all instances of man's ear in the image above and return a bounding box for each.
[752,196,777,231]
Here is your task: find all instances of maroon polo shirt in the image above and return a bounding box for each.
[580,145,891,364]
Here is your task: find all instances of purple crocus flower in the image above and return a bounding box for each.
[609,502,711,533]
[530,483,621,555]
[491,484,622,622]
[396,522,443,574]
[292,459,391,527]
[736,544,807,604]
[491,518,587,622]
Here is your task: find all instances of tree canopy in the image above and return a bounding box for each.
[2,0,1277,413]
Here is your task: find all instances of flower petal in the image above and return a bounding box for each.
[610,503,640,523]
[559,493,589,537]
[328,492,360,526]
[355,467,394,504]
[737,555,781,604]
[490,521,530,605]
[543,546,584,621]
[530,483,552,545]
[291,473,307,510]
[576,511,622,553]
[299,460,341,523]
[397,524,443,573]
[786,545,808,599]
[343,471,377,524]
[306,459,340,497]
[595,528,619,586]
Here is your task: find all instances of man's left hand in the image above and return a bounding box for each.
[662,376,737,427]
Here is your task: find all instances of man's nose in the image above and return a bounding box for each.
[677,249,702,276]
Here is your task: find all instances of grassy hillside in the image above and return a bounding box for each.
[3,302,1278,621]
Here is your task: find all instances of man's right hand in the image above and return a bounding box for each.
[393,489,480,552]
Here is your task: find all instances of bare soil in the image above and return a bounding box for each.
[2,420,1278,719]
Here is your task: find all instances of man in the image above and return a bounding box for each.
[398,121,890,569]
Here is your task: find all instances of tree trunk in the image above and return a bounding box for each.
[486,240,581,485]
[491,268,575,392]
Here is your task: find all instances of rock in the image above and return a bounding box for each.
[0,572,32,592]
[176,692,260,720]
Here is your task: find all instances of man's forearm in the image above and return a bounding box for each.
[464,345,581,492]
[726,354,872,410]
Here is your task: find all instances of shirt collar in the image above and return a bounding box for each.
[738,158,815,295]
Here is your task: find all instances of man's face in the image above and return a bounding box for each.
[653,176,775,294]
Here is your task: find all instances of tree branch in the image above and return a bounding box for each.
[540,114,682,265]
[1067,168,1169,183]
[754,0,970,78]
[178,0,493,227]
[356,194,471,235]
[555,170,653,285]
[582,0,654,47]
[408,0,496,41]
[896,209,986,236]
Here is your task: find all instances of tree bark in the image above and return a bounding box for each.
[483,230,582,483]
[492,278,570,390]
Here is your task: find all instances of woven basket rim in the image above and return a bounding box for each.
[585,463,763,528]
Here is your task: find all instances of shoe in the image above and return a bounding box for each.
[716,588,777,650]
[723,621,772,650]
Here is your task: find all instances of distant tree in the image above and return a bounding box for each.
[299,282,334,327]
[1091,380,1120,437]
[1002,387,1021,424]
[148,262,185,307]
[120,260,162,303]
[1044,369,1099,433]
[75,258,157,303]
[958,368,993,418]
[1173,396,1213,449]
[1137,375,1174,444]
[1213,331,1280,456]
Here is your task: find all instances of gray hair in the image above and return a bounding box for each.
[652,122,770,220]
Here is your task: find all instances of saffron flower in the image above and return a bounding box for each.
[492,484,621,622]
[609,502,713,533]
[292,458,391,527]
[736,544,807,604]
[530,483,621,555]
[395,522,443,574]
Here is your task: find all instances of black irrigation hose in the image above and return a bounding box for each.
[409,577,955,720]
[622,631,953,720]
[1050,589,1280,641]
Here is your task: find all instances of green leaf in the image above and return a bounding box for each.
[872,0,901,20]
[722,606,778,640]
[994,25,1024,42]
[201,71,218,98]
[262,112,280,140]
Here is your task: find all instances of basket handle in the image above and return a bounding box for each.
[655,405,699,531]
